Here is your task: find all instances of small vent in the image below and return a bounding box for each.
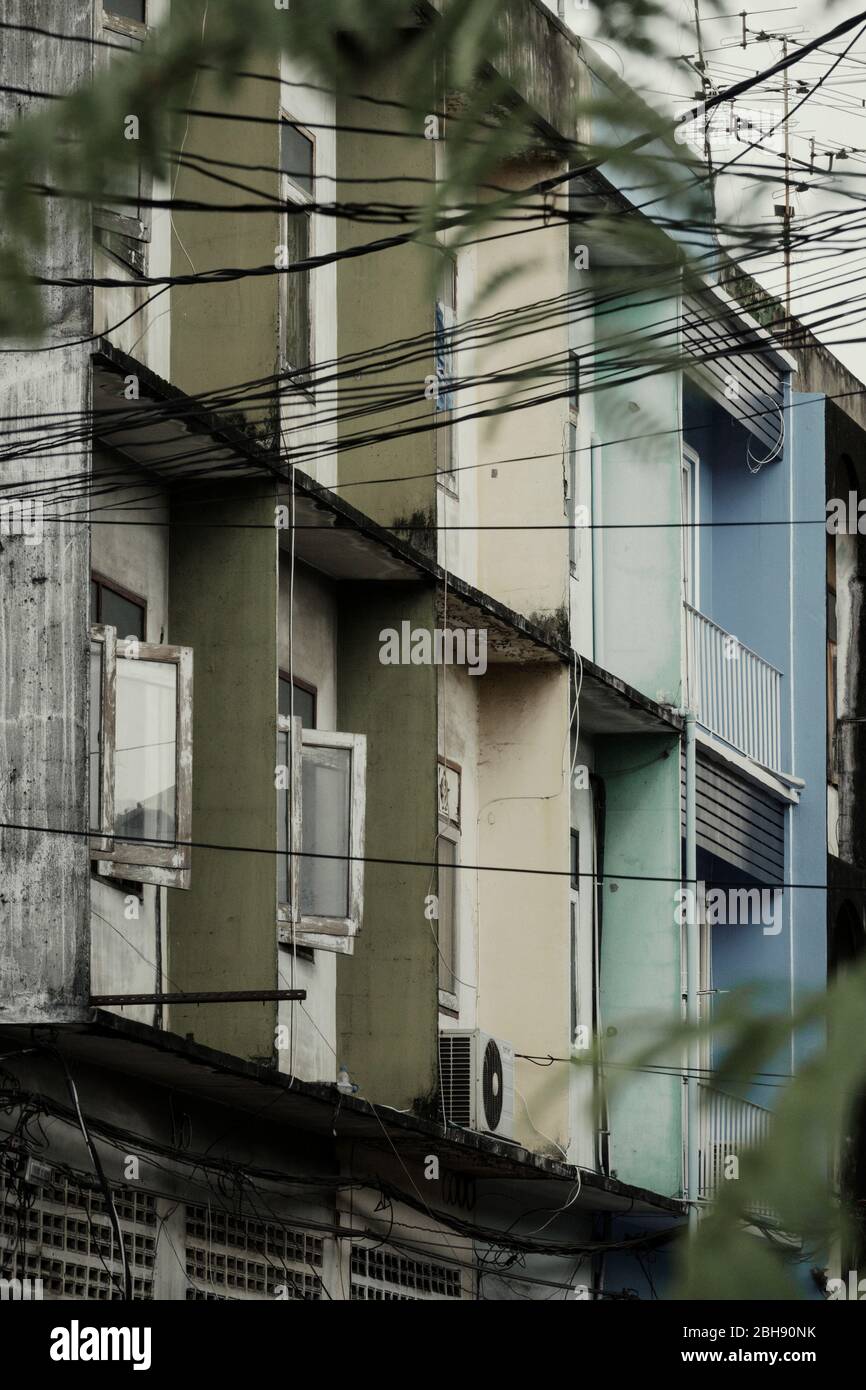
[351,1246,463,1301]
[438,1033,473,1127]
[482,1038,504,1131]
[185,1205,323,1301]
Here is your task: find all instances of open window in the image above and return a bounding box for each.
[277,717,366,954]
[89,626,193,888]
[95,1,150,273]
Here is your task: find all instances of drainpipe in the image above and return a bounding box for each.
[591,434,602,666]
[684,711,699,1233]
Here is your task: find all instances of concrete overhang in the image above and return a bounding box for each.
[91,343,680,735]
[434,582,682,734]
[0,1014,684,1220]
[91,341,432,585]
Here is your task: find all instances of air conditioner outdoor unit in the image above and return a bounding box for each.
[438,1029,514,1139]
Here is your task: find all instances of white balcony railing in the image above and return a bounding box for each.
[684,604,782,773]
[698,1084,772,1207]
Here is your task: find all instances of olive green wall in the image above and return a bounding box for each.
[167,485,279,1063]
[170,55,280,422]
[596,732,683,1198]
[336,71,438,539]
[336,583,439,1108]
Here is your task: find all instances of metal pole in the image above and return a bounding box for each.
[90,989,306,1006]
[684,712,699,1233]
[782,36,792,329]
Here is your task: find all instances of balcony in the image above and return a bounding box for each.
[684,605,783,774]
[698,1085,772,1214]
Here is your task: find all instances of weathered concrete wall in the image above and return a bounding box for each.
[824,401,866,872]
[0,2,94,1022]
[336,583,439,1109]
[0,1045,342,1298]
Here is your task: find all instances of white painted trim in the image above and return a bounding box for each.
[694,727,801,803]
[276,718,366,950]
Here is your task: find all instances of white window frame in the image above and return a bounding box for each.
[435,253,458,494]
[90,624,193,888]
[567,352,580,576]
[276,716,366,954]
[698,884,712,1079]
[94,2,151,269]
[682,444,700,611]
[570,888,581,1047]
[436,821,460,1013]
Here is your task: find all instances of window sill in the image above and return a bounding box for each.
[279,364,316,404]
[102,14,147,41]
[437,472,459,497]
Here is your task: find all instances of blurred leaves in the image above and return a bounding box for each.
[556,958,866,1299]
[0,0,703,338]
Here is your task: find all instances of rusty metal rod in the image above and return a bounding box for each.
[90,989,306,1006]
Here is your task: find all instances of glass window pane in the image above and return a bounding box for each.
[114,659,177,842]
[279,677,315,727]
[104,0,146,22]
[570,353,580,413]
[281,122,314,197]
[283,210,311,371]
[568,421,578,570]
[100,586,145,640]
[570,898,580,1044]
[301,745,350,919]
[112,155,142,224]
[89,644,103,833]
[570,829,580,890]
[277,730,291,905]
[437,837,456,995]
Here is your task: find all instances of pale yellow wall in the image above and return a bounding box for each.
[473,163,570,624]
[477,662,572,1156]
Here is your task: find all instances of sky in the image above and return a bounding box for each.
[546,0,866,382]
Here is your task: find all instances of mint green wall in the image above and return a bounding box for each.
[594,296,683,705]
[167,486,279,1063]
[596,733,683,1197]
[336,584,439,1108]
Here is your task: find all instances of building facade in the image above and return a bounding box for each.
[0,0,860,1301]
